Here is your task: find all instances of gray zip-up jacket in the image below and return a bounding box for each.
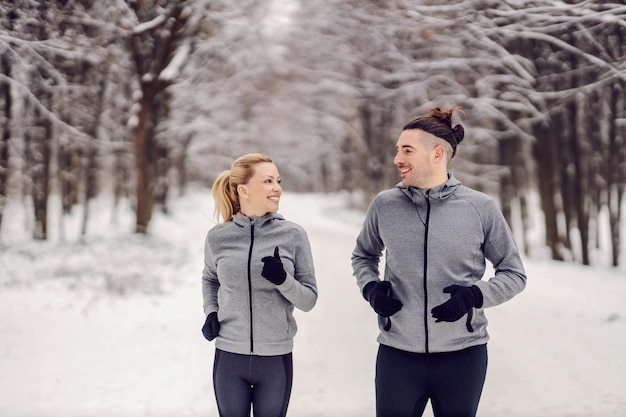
[202,211,317,356]
[352,174,526,353]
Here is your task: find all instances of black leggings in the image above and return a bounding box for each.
[213,349,293,417]
[375,344,488,417]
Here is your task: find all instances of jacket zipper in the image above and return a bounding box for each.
[423,191,431,353]
[247,220,255,354]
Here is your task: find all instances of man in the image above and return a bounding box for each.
[351,106,527,417]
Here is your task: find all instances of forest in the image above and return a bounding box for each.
[0,0,624,267]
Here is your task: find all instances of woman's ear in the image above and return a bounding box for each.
[237,184,248,198]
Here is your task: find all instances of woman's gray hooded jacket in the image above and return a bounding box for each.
[202,212,317,356]
[352,174,526,353]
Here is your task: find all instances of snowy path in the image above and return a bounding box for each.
[1,190,625,416]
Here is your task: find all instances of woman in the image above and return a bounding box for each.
[201,153,318,417]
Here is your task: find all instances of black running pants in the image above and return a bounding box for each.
[213,349,293,417]
[375,343,488,417]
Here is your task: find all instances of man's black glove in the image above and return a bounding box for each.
[431,285,483,323]
[202,312,220,341]
[363,281,403,317]
[261,247,287,285]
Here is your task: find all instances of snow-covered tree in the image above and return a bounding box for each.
[0,0,221,236]
[473,0,626,265]
[273,0,625,265]
[1,0,623,266]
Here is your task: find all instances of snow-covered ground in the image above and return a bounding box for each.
[1,188,625,417]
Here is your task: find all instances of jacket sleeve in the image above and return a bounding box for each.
[351,197,384,296]
[276,227,318,312]
[201,232,220,316]
[473,199,527,308]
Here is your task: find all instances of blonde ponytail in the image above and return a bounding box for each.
[212,170,239,222]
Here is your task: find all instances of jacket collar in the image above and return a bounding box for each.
[232,211,284,230]
[396,173,461,203]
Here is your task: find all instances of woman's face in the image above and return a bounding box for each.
[238,162,282,217]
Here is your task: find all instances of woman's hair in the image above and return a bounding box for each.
[402,105,465,159]
[212,153,274,222]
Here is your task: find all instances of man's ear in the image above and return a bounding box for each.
[433,144,446,161]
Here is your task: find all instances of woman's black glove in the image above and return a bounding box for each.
[431,285,483,323]
[261,247,287,285]
[363,281,403,317]
[202,312,220,341]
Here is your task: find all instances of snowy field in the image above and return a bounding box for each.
[1,188,625,417]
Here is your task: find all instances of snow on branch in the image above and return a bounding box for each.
[487,27,623,76]
[0,35,100,65]
[132,13,167,35]
[159,41,190,82]
[0,72,100,146]
[525,69,625,101]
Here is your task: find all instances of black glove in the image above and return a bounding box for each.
[431,285,483,323]
[202,312,220,341]
[363,281,403,317]
[261,247,287,285]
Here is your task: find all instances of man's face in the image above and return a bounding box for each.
[393,129,436,188]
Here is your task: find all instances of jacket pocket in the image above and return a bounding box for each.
[254,290,291,342]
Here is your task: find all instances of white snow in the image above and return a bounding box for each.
[1,188,625,417]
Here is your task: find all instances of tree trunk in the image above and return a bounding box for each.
[498,134,515,229]
[27,3,53,240]
[0,9,16,233]
[24,88,52,241]
[572,93,590,265]
[80,75,106,239]
[606,81,623,267]
[533,120,563,261]
[133,89,156,234]
[0,51,11,232]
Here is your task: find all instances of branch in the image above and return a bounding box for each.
[132,13,167,35]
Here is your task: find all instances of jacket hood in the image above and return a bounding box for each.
[396,173,461,204]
